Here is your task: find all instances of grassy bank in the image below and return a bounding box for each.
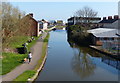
[13,70,36,82]
[2,35,41,75]
[2,53,26,75]
[13,33,50,82]
[55,25,66,29]
[34,33,50,71]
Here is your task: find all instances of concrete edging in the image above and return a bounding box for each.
[29,33,49,82]
[29,51,48,82]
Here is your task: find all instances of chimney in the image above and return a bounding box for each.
[108,16,112,20]
[103,17,106,20]
[29,13,33,17]
[114,15,119,19]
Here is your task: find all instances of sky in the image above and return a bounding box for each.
[10,1,119,22]
[118,1,120,16]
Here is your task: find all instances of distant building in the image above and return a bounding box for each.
[67,17,101,28]
[20,13,40,37]
[99,15,119,29]
[38,19,48,31]
[48,20,56,27]
[56,20,63,26]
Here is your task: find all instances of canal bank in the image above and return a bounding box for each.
[29,33,50,82]
[35,30,119,81]
[2,32,49,82]
[13,32,50,82]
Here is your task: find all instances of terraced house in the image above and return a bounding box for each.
[99,15,120,29]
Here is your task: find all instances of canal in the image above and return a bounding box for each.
[35,30,119,81]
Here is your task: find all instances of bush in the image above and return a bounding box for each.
[67,25,92,46]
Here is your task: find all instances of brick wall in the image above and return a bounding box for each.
[20,14,39,37]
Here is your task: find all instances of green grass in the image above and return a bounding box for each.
[2,52,27,75]
[27,36,41,52]
[13,70,36,82]
[12,33,50,82]
[5,36,30,49]
[55,25,66,29]
[2,35,41,75]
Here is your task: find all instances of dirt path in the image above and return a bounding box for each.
[2,32,47,81]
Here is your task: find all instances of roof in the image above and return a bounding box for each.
[99,19,118,23]
[68,17,101,21]
[25,14,38,23]
[87,28,119,38]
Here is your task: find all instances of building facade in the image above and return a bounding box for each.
[68,17,101,25]
[68,17,101,29]
[99,15,119,29]
[38,19,48,31]
[20,13,40,37]
[87,28,120,54]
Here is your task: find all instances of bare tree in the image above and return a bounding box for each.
[75,6,98,17]
[2,2,26,47]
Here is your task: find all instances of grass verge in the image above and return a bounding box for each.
[2,35,41,75]
[13,70,36,82]
[13,33,50,82]
[34,33,50,71]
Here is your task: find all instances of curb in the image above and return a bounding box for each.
[28,32,48,82]
[29,52,48,82]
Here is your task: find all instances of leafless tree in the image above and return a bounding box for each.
[75,6,98,17]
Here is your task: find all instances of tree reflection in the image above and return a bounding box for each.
[68,40,96,78]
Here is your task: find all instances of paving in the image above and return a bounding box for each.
[1,32,47,81]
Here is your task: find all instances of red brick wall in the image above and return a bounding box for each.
[20,15,38,37]
[29,18,38,36]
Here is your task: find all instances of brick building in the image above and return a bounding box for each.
[20,13,40,37]
[99,15,119,29]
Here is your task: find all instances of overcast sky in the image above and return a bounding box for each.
[10,1,119,22]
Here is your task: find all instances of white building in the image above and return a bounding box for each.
[38,20,48,31]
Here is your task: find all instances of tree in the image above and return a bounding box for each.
[75,6,98,18]
[2,2,26,48]
[74,6,98,28]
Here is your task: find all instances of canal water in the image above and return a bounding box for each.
[35,30,119,81]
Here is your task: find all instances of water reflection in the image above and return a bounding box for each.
[68,39,120,78]
[102,56,120,70]
[69,40,96,78]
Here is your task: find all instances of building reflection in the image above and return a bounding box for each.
[101,56,120,70]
